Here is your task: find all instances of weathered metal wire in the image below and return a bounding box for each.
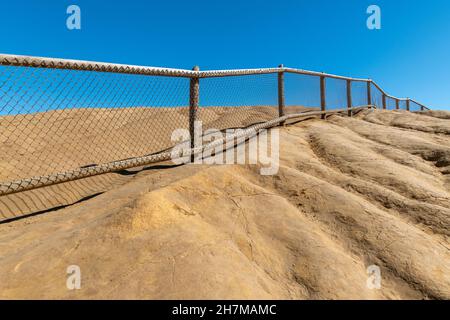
[0,106,374,196]
[0,54,197,78]
[0,53,430,198]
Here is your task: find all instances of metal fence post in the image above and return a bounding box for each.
[382,94,386,110]
[189,66,200,163]
[320,75,326,119]
[367,81,372,106]
[406,99,410,111]
[347,79,352,117]
[396,99,399,110]
[278,64,285,125]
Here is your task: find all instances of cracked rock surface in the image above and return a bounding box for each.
[0,109,449,299]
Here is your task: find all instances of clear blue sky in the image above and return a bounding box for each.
[0,0,449,109]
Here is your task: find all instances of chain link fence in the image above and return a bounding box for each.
[0,54,430,196]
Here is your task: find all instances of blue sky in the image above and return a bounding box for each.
[0,0,449,109]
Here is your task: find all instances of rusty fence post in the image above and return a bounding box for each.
[406,99,410,112]
[278,64,285,125]
[346,79,352,117]
[320,75,326,119]
[189,66,200,163]
[396,99,399,110]
[367,81,372,106]
[382,94,386,110]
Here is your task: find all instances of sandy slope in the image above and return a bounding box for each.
[0,109,449,299]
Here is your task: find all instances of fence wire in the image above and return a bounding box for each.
[284,72,321,113]
[199,73,278,132]
[386,96,397,110]
[0,55,430,197]
[351,81,369,107]
[399,100,407,110]
[0,65,190,183]
[325,78,347,110]
[371,83,384,109]
[410,100,422,112]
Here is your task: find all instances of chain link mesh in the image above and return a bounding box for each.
[284,72,321,114]
[410,100,422,112]
[0,56,430,197]
[0,65,190,183]
[325,78,347,110]
[399,100,407,110]
[385,96,397,110]
[199,73,278,132]
[370,83,384,109]
[351,81,369,107]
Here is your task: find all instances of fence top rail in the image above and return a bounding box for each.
[197,67,370,82]
[370,80,402,100]
[0,53,197,78]
[384,94,409,101]
[410,98,430,110]
[282,67,369,82]
[0,53,429,109]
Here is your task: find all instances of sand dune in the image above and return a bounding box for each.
[0,109,449,299]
